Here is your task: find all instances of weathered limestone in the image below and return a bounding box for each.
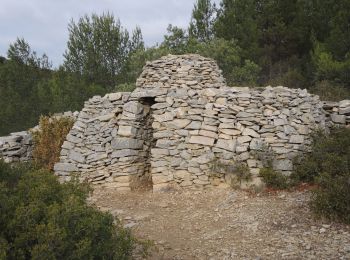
[3,54,349,191]
[0,111,78,163]
[0,132,33,162]
[51,54,349,191]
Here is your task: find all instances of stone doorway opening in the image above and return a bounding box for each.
[138,97,156,190]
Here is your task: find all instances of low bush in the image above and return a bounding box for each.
[292,128,350,183]
[292,127,350,223]
[259,167,290,189]
[210,158,251,187]
[311,171,350,223]
[0,161,134,259]
[32,116,74,170]
[309,80,350,101]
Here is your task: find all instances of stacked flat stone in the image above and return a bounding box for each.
[0,131,33,162]
[54,93,134,189]
[0,111,78,163]
[52,54,349,191]
[322,100,350,125]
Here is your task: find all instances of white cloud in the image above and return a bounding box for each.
[0,0,221,67]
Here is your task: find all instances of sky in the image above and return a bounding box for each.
[0,0,221,67]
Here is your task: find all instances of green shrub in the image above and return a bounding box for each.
[292,127,350,223]
[32,116,74,171]
[259,167,290,189]
[292,128,350,183]
[309,80,350,101]
[0,161,134,259]
[311,172,350,223]
[210,158,251,187]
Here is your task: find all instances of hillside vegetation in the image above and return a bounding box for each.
[0,161,134,259]
[1,0,350,135]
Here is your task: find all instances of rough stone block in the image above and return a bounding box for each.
[215,139,236,152]
[54,163,78,172]
[331,114,346,124]
[152,174,173,184]
[69,150,85,163]
[111,149,139,158]
[165,119,191,129]
[151,148,169,156]
[154,112,174,122]
[111,138,143,150]
[289,135,304,144]
[273,159,293,171]
[118,125,138,137]
[189,136,215,146]
[124,101,143,114]
[242,128,260,138]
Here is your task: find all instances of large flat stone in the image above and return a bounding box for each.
[124,101,143,114]
[165,119,191,129]
[273,159,293,171]
[118,125,138,137]
[242,128,260,138]
[331,114,346,124]
[199,130,218,139]
[215,139,236,152]
[220,129,241,136]
[154,112,174,122]
[66,134,83,144]
[69,150,85,163]
[186,121,202,130]
[189,136,215,146]
[111,149,139,158]
[152,174,173,184]
[97,113,115,122]
[289,135,304,144]
[54,163,78,172]
[237,136,252,144]
[151,148,169,156]
[111,138,143,150]
[106,92,122,101]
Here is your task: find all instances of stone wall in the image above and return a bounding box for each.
[0,111,78,163]
[2,54,348,191]
[0,131,33,163]
[52,54,349,191]
[323,100,350,126]
[54,93,152,191]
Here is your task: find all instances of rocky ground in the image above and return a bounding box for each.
[90,187,350,260]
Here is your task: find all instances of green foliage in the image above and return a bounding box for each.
[215,0,260,61]
[32,116,74,171]
[311,42,350,85]
[311,171,350,224]
[2,2,350,136]
[231,59,261,86]
[7,38,51,69]
[0,161,134,259]
[63,13,144,91]
[118,46,170,85]
[259,167,290,189]
[291,127,350,223]
[162,25,189,55]
[214,0,350,88]
[210,158,252,187]
[0,42,52,135]
[309,80,350,101]
[292,128,350,183]
[189,0,216,42]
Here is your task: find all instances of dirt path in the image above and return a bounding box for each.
[90,187,350,259]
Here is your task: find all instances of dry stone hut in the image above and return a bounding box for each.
[54,54,348,191]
